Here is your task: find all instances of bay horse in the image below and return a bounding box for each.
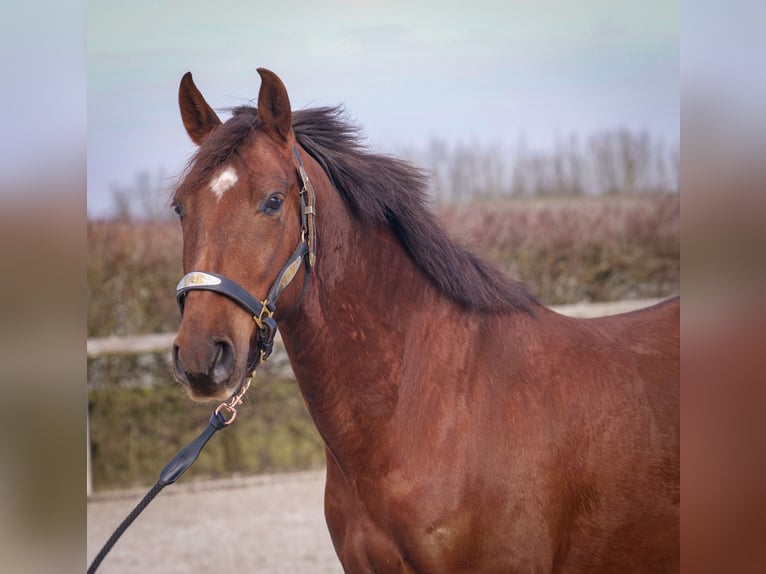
[170,68,679,573]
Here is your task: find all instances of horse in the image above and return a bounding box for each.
[170,68,679,573]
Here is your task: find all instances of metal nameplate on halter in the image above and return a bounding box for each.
[176,272,222,291]
[278,257,304,292]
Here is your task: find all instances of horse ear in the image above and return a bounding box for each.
[178,72,222,145]
[257,68,293,144]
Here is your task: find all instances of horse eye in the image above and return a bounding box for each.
[172,202,184,221]
[263,194,284,214]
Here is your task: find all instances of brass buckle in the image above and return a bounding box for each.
[253,300,273,329]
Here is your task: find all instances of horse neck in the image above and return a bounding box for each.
[277,172,444,474]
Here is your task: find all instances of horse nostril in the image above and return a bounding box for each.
[172,343,187,383]
[210,339,235,384]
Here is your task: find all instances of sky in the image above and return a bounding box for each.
[87,0,679,217]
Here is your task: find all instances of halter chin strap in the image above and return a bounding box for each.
[175,144,317,371]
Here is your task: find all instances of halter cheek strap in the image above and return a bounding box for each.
[175,144,317,370]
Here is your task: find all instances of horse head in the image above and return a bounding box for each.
[171,69,312,401]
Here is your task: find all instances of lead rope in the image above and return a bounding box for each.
[91,144,316,573]
[87,378,252,574]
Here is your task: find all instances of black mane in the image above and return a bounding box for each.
[189,105,538,314]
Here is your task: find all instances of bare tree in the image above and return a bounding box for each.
[109,168,175,220]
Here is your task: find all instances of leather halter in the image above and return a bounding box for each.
[175,144,317,372]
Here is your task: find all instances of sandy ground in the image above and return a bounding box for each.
[87,470,343,573]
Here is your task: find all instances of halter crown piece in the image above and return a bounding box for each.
[175,144,317,372]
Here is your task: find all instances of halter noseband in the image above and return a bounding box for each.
[175,144,317,371]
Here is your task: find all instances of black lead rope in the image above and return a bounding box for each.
[90,144,317,573]
[87,409,228,574]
